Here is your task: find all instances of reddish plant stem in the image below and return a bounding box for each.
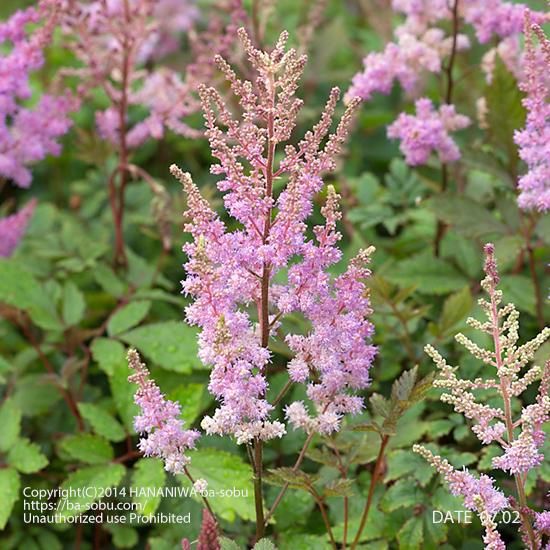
[263,430,316,526]
[434,0,460,256]
[253,69,277,543]
[310,487,338,549]
[350,434,390,550]
[18,319,84,430]
[488,283,536,548]
[183,466,216,520]
[110,0,132,268]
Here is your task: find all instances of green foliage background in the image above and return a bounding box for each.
[0,0,548,549]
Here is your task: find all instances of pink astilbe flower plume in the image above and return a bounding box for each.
[128,349,200,474]
[171,28,376,443]
[0,1,77,188]
[415,244,550,549]
[387,98,470,165]
[0,199,37,257]
[514,13,550,212]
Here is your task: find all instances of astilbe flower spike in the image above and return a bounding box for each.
[127,349,200,474]
[171,28,376,444]
[387,98,470,165]
[514,13,550,212]
[346,1,547,168]
[415,244,550,549]
[0,199,37,257]
[0,0,77,188]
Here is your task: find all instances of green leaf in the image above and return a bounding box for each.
[428,195,507,239]
[323,478,355,498]
[119,321,202,373]
[62,281,86,326]
[437,287,473,338]
[93,264,127,298]
[391,366,417,403]
[104,524,138,549]
[493,235,523,271]
[7,438,48,473]
[131,459,166,516]
[0,398,21,452]
[381,479,419,512]
[77,403,126,442]
[485,57,526,165]
[167,383,205,425]
[253,540,277,550]
[388,252,469,295]
[91,338,127,377]
[59,434,114,464]
[370,393,390,419]
[500,275,536,315]
[386,450,434,487]
[0,467,20,529]
[57,464,125,518]
[12,374,62,417]
[397,516,424,550]
[220,539,241,550]
[265,467,318,491]
[185,448,256,522]
[110,360,138,432]
[107,300,151,336]
[0,259,62,330]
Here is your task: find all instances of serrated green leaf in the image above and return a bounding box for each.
[59,434,114,464]
[381,479,419,512]
[323,478,355,498]
[500,275,536,315]
[62,281,86,326]
[93,264,127,297]
[11,374,62,417]
[0,398,21,452]
[219,539,241,550]
[370,394,390,419]
[428,195,507,239]
[397,516,424,550]
[119,321,201,373]
[131,459,166,516]
[57,464,125,518]
[107,301,151,336]
[91,338,127,377]
[391,366,417,403]
[8,438,48,473]
[485,57,525,166]
[104,524,138,548]
[77,403,126,442]
[0,467,20,529]
[438,287,472,337]
[167,383,204,425]
[265,467,317,490]
[0,259,62,330]
[110,360,138,432]
[185,448,256,522]
[253,539,277,550]
[386,450,434,487]
[388,252,469,295]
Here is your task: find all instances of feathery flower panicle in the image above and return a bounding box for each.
[415,244,550,549]
[0,200,37,257]
[0,1,77,188]
[58,0,202,149]
[172,28,376,442]
[514,14,550,212]
[387,98,470,165]
[347,1,546,170]
[127,349,200,474]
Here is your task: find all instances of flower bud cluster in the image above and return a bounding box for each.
[415,243,550,547]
